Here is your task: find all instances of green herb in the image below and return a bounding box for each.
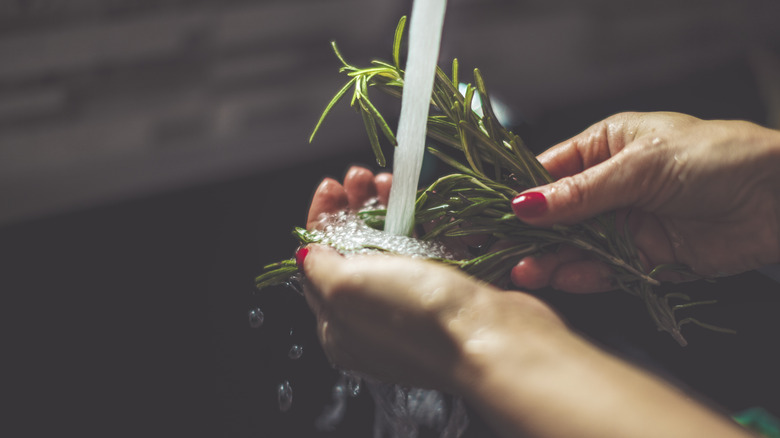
[259,17,733,346]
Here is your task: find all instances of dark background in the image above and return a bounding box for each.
[1,1,780,437]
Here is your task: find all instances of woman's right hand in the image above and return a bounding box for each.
[511,112,780,293]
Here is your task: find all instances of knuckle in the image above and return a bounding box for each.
[557,174,588,208]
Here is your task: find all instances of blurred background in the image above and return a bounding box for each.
[1,0,779,436]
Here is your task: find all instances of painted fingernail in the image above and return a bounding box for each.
[512,192,547,218]
[296,247,309,270]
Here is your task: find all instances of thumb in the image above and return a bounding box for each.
[511,156,641,226]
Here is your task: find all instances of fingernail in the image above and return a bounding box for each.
[512,192,547,218]
[296,247,309,270]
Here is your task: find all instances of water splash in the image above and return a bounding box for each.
[315,371,355,431]
[369,381,469,438]
[345,372,362,398]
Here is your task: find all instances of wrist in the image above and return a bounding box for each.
[445,289,752,438]
[445,289,575,403]
[756,125,780,263]
[755,124,780,183]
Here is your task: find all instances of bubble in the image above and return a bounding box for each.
[308,212,457,259]
[278,380,293,412]
[248,308,264,328]
[288,344,303,360]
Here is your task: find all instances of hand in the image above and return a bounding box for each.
[299,249,751,438]
[511,112,780,293]
[299,244,564,391]
[299,164,753,438]
[303,166,565,389]
[306,166,392,230]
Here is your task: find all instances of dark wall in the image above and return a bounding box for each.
[2,1,780,437]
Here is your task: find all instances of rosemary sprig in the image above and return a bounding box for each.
[260,16,730,346]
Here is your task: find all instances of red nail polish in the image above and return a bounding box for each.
[512,192,547,218]
[296,247,309,269]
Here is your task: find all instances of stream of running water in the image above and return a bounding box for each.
[383,0,448,236]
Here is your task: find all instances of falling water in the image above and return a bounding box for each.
[352,2,467,433]
[383,0,448,236]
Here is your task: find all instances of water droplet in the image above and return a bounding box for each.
[345,374,361,397]
[332,382,346,399]
[673,152,689,164]
[248,308,264,329]
[278,380,293,412]
[288,344,303,360]
[651,137,662,146]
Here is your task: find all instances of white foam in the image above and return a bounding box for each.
[311,211,455,259]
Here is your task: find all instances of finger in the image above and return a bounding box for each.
[301,277,324,319]
[460,232,489,248]
[375,173,392,206]
[549,259,616,293]
[316,316,373,373]
[299,244,350,301]
[623,210,676,270]
[512,145,651,226]
[515,114,663,226]
[510,246,583,290]
[316,317,339,366]
[343,166,378,209]
[536,112,640,179]
[615,208,687,283]
[307,178,349,230]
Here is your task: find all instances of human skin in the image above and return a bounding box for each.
[510,112,780,293]
[303,244,753,438]
[298,115,777,436]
